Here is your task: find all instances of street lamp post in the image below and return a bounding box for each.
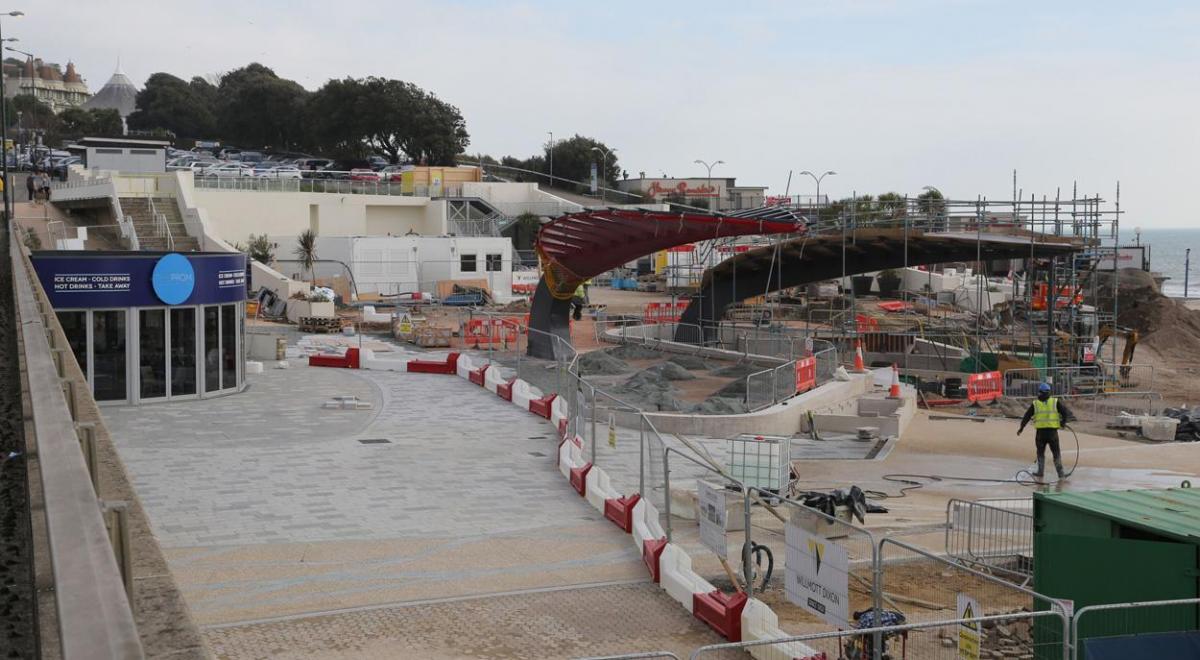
[693,159,724,211]
[590,146,613,203]
[799,169,837,213]
[0,11,21,221]
[546,131,553,188]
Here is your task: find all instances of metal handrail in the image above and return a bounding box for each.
[9,224,144,657]
[147,196,173,251]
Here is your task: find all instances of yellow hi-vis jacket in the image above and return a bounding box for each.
[1033,397,1062,429]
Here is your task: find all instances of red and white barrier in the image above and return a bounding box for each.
[558,434,586,480]
[585,466,621,513]
[483,365,506,393]
[967,370,1003,404]
[512,380,541,410]
[660,544,716,614]
[741,599,823,660]
[361,305,391,324]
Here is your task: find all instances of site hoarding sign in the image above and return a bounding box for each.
[785,516,850,628]
[697,481,728,560]
[956,593,982,660]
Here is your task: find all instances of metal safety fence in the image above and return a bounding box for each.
[688,610,1070,660]
[744,360,798,411]
[945,497,1034,584]
[1071,598,1200,660]
[1003,364,1155,399]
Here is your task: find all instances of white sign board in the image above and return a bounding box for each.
[956,593,982,660]
[785,518,850,628]
[697,481,728,559]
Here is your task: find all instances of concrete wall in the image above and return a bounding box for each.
[460,181,582,216]
[194,189,443,246]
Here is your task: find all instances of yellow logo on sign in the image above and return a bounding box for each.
[808,538,825,575]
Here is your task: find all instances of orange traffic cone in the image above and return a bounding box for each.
[853,340,866,373]
[888,364,901,398]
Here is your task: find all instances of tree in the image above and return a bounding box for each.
[538,135,619,190]
[307,76,469,164]
[217,63,308,149]
[504,212,542,251]
[12,95,60,145]
[128,72,217,138]
[59,107,123,139]
[294,229,318,286]
[247,233,274,265]
[916,186,946,218]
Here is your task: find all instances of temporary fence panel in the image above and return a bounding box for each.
[945,498,1034,583]
[877,538,1069,659]
[688,610,1070,660]
[1071,598,1200,660]
[643,302,689,324]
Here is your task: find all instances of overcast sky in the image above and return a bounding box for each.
[14,1,1197,227]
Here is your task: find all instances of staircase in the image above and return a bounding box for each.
[119,197,201,252]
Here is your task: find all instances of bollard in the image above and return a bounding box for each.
[75,422,100,496]
[101,500,135,612]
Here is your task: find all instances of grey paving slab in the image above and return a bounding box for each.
[101,364,602,547]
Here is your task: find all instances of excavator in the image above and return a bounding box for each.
[1096,325,1139,379]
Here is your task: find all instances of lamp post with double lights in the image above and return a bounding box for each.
[590,145,613,203]
[693,158,724,212]
[799,169,836,213]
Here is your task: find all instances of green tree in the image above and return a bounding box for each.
[217,63,308,149]
[128,72,218,138]
[539,135,619,191]
[294,229,318,286]
[307,77,469,164]
[916,186,946,219]
[59,107,124,139]
[247,233,274,265]
[504,212,542,251]
[12,95,60,146]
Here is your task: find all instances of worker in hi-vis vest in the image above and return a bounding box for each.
[1016,382,1073,479]
[571,282,586,321]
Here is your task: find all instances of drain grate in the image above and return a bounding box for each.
[358,438,392,445]
[528,435,549,440]
[528,451,547,457]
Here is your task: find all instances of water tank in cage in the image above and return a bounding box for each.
[727,433,791,492]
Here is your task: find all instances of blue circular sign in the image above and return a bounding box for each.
[151,253,195,305]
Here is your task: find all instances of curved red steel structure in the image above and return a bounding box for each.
[528,209,801,357]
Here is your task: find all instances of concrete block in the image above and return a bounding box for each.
[245,361,264,374]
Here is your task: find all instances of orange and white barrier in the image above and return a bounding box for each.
[967,370,1003,403]
[643,301,689,324]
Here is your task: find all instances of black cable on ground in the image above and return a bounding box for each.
[874,426,1082,498]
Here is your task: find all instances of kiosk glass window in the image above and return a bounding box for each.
[92,310,127,402]
[139,309,167,399]
[58,311,88,377]
[221,304,236,389]
[204,306,220,392]
[171,308,196,396]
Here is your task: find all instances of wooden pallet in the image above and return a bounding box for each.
[299,316,343,334]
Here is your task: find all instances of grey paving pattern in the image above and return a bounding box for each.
[101,364,591,547]
[205,582,730,660]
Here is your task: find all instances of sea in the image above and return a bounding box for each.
[1138,229,1200,298]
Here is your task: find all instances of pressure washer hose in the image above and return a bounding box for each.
[875,426,1082,497]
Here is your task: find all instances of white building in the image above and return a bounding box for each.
[277,234,515,301]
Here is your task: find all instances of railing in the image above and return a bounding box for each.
[9,222,145,658]
[47,175,115,202]
[1003,364,1156,399]
[193,172,461,198]
[744,359,798,411]
[945,497,1034,583]
[147,196,174,251]
[1071,597,1200,660]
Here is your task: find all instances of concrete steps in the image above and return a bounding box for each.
[120,197,200,252]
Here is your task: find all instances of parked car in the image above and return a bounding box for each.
[367,155,389,170]
[205,162,254,178]
[238,151,265,164]
[349,168,380,182]
[257,165,303,179]
[52,157,82,179]
[378,164,409,182]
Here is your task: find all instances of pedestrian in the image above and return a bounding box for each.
[1016,382,1073,479]
[39,172,50,201]
[25,171,35,202]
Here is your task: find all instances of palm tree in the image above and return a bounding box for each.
[295,229,318,286]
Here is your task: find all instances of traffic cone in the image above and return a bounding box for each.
[853,340,866,373]
[888,364,901,398]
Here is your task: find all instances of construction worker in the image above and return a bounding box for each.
[1017,382,1073,479]
[571,282,586,321]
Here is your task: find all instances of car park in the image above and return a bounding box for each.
[349,168,381,181]
[205,162,254,178]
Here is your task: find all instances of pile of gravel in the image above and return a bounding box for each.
[668,354,709,370]
[578,350,631,375]
[607,344,663,360]
[710,362,762,378]
[691,397,751,414]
